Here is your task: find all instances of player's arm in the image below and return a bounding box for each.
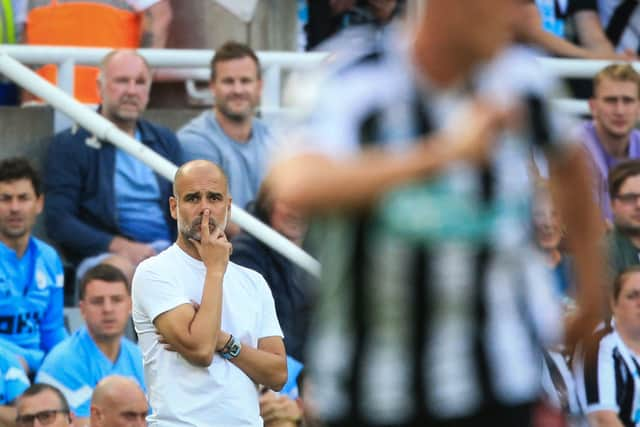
[573,10,620,58]
[140,0,172,47]
[218,332,287,391]
[154,211,230,367]
[587,411,625,427]
[547,146,606,346]
[513,3,617,59]
[270,100,505,213]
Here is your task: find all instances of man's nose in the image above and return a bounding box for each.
[8,198,21,211]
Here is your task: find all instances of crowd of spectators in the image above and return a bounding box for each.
[3,1,640,426]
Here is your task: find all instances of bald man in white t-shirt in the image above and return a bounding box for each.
[132,160,287,427]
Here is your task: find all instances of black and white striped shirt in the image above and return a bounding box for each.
[299,35,571,426]
[574,324,640,427]
[598,0,640,54]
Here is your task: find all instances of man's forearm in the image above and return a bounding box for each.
[185,270,224,361]
[220,333,287,390]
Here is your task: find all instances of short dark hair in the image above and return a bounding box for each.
[0,157,41,196]
[609,160,640,199]
[16,383,70,413]
[79,264,130,300]
[613,265,640,301]
[210,41,261,81]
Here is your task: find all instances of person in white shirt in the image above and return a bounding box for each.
[132,159,287,427]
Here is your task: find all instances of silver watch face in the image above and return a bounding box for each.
[228,340,241,357]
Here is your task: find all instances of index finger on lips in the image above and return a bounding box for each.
[201,209,211,240]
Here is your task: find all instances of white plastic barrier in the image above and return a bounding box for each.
[0,52,322,278]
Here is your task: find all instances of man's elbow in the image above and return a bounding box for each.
[184,347,215,367]
[267,363,288,392]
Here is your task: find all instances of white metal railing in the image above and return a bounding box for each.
[0,45,615,120]
[0,52,322,278]
[0,44,328,115]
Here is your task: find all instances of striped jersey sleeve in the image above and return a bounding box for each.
[574,327,639,425]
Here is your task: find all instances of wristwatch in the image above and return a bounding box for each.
[220,335,242,360]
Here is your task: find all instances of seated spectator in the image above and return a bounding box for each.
[607,161,640,278]
[577,63,640,222]
[0,345,30,427]
[574,266,640,427]
[90,375,147,427]
[533,181,574,299]
[0,157,67,374]
[36,264,144,427]
[24,0,172,104]
[231,181,313,363]
[516,0,626,59]
[44,49,182,282]
[178,41,277,236]
[15,383,72,427]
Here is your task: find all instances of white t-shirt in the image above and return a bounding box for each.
[132,244,283,427]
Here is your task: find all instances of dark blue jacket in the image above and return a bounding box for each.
[44,119,182,264]
[231,231,313,362]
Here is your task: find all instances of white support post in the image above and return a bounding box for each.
[54,58,76,132]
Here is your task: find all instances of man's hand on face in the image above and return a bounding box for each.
[190,209,232,274]
[109,236,156,265]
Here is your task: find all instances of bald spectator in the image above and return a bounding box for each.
[45,49,182,283]
[90,376,147,427]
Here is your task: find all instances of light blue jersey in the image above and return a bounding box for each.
[0,345,29,404]
[36,326,145,417]
[0,237,67,371]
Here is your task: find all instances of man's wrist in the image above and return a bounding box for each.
[219,334,242,360]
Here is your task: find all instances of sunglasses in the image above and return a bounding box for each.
[16,409,69,427]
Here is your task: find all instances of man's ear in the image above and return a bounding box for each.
[169,196,177,220]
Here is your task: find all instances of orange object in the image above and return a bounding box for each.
[26,0,142,103]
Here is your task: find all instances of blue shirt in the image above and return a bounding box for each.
[114,133,171,244]
[36,326,145,417]
[0,237,67,371]
[0,345,29,404]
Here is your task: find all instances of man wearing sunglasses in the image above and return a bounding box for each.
[15,383,71,427]
[607,160,640,278]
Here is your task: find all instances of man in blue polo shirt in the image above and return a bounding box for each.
[37,264,144,427]
[0,157,67,374]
